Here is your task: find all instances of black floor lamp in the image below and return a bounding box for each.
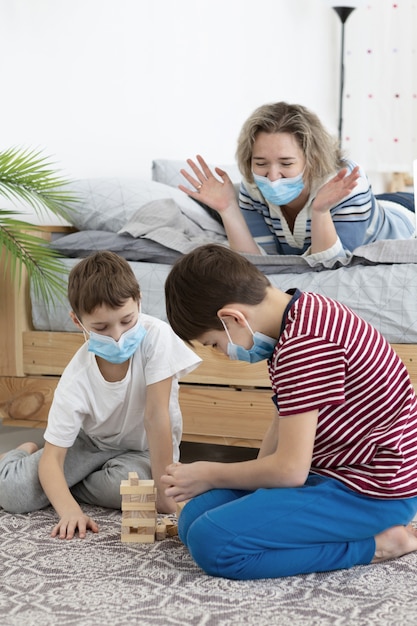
[329,2,362,145]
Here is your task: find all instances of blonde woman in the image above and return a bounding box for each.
[180,102,415,261]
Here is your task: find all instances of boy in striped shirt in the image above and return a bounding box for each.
[162,243,417,580]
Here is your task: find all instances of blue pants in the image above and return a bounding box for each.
[179,475,417,580]
[375,192,415,212]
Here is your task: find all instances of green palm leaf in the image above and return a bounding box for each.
[0,214,68,302]
[0,147,78,302]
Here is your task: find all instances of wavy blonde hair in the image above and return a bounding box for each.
[236,102,344,188]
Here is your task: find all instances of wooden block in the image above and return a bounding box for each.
[121,525,156,543]
[122,511,156,528]
[162,517,178,537]
[128,471,139,485]
[122,493,157,504]
[128,525,155,535]
[120,482,156,495]
[122,509,156,519]
[155,523,167,541]
[166,524,178,537]
[120,476,158,542]
[122,519,156,528]
[162,517,174,527]
[121,501,156,512]
[135,479,155,489]
[121,533,155,544]
[176,500,188,518]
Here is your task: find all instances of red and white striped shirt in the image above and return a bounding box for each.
[269,292,417,499]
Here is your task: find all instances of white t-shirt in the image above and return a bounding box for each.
[44,314,201,460]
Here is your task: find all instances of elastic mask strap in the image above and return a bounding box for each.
[220,318,233,344]
[220,317,254,342]
[75,315,89,342]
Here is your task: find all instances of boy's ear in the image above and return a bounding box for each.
[217,307,247,327]
[69,311,82,329]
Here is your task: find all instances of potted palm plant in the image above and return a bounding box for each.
[0,147,77,301]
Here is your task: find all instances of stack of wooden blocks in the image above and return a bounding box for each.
[120,472,179,543]
[120,472,157,543]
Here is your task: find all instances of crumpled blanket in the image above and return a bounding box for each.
[118,198,227,254]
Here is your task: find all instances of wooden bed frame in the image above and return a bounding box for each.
[1,227,416,449]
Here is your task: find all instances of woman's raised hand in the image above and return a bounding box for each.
[179,154,238,214]
[313,166,360,214]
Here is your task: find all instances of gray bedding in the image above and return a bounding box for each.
[32,239,417,343]
[42,173,417,343]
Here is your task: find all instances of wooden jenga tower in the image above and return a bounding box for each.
[120,472,157,543]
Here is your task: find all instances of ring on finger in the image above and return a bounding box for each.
[196,184,202,190]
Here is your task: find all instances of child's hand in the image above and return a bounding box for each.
[51,510,99,539]
[161,461,213,501]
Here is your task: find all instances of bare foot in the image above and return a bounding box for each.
[372,524,417,563]
[0,441,39,461]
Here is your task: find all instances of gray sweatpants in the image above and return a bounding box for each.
[0,430,151,513]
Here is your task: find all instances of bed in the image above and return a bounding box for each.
[1,161,416,449]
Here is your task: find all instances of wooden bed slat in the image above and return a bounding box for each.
[22,332,416,387]
[179,385,274,439]
[22,331,271,386]
[23,331,84,375]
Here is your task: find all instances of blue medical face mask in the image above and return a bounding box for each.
[253,170,305,206]
[220,318,276,363]
[80,316,147,364]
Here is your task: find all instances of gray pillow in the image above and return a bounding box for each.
[64,177,218,233]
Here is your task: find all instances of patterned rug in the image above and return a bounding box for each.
[1,505,417,626]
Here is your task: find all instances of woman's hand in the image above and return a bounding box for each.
[179,155,239,214]
[312,166,360,214]
[161,461,213,501]
[51,510,99,540]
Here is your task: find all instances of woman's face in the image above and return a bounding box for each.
[251,132,306,181]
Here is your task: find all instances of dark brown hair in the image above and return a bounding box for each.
[165,244,270,342]
[68,251,141,319]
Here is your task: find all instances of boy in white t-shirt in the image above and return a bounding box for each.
[0,251,201,538]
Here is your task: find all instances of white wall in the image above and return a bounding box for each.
[0,0,339,182]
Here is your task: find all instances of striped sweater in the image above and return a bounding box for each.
[269,291,417,498]
[240,159,415,260]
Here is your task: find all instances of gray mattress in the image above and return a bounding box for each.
[31,256,417,344]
